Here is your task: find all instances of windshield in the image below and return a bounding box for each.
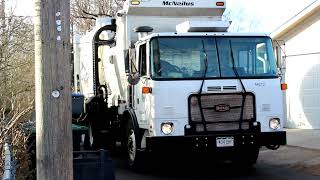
[150,37,278,79]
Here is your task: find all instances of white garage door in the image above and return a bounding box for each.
[285,54,320,129]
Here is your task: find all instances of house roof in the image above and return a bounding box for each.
[270,0,320,40]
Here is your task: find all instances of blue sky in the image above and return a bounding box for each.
[6,0,318,34]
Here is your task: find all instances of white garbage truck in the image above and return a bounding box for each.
[73,0,286,168]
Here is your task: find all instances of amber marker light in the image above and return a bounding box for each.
[216,2,225,6]
[281,83,288,90]
[142,87,152,94]
[131,0,140,5]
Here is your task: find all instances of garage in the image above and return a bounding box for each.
[271,0,320,129]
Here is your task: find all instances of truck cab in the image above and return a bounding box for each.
[129,32,286,164]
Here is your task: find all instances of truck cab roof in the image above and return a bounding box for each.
[139,32,271,41]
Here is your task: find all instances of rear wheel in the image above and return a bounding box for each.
[85,122,112,150]
[83,122,95,150]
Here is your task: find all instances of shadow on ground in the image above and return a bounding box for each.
[113,146,320,180]
[114,153,263,180]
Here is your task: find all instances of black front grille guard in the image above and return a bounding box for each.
[187,92,257,135]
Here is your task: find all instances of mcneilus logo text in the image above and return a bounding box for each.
[162,1,195,6]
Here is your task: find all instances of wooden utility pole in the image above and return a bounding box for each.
[34,0,73,179]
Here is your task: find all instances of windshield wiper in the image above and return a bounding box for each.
[229,40,247,129]
[229,40,247,93]
[197,40,209,132]
[198,40,208,94]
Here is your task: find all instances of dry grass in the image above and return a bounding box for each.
[292,164,320,176]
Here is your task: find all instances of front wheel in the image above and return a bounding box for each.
[126,121,145,170]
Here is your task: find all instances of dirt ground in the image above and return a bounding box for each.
[259,146,320,176]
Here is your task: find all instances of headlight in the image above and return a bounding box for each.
[269,118,280,130]
[161,122,174,135]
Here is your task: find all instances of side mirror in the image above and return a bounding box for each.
[129,48,136,67]
[124,49,129,73]
[126,48,140,85]
[127,73,140,85]
[277,67,286,80]
[277,67,282,76]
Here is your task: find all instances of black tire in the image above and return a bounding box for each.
[85,122,116,151]
[85,122,103,150]
[125,120,145,170]
[83,123,94,150]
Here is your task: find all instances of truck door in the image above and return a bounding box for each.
[134,43,148,126]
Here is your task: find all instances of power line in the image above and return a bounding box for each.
[270,0,319,35]
[286,52,320,58]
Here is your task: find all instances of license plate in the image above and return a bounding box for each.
[216,137,234,147]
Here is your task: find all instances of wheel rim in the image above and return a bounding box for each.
[128,129,136,164]
[88,124,93,147]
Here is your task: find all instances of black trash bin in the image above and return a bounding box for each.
[27,124,90,179]
[73,150,115,180]
[72,93,84,118]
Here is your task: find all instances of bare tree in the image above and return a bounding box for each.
[223,7,262,33]
[71,0,124,34]
[0,2,34,179]
[0,13,34,102]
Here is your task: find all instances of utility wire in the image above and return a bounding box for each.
[285,52,320,58]
[270,0,319,35]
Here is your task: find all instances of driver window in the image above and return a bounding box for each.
[139,44,147,76]
[256,43,269,73]
[237,50,253,75]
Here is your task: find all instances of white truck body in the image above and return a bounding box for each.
[75,0,286,167]
[79,0,227,102]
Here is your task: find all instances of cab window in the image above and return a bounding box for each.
[139,44,147,76]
